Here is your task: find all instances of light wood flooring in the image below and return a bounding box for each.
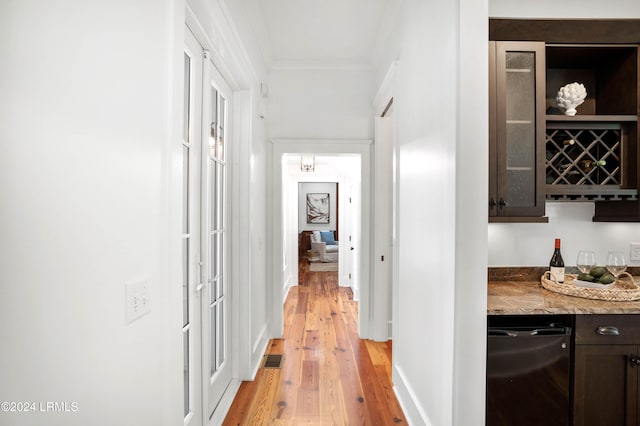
[223,259,406,425]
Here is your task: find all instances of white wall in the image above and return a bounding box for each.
[489,202,640,267]
[488,1,640,267]
[391,0,465,424]
[377,0,488,424]
[298,182,338,232]
[454,0,490,425]
[267,68,374,140]
[0,1,183,425]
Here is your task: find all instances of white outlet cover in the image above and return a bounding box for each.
[631,243,640,261]
[126,279,151,324]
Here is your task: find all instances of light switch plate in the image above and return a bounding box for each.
[630,243,640,261]
[126,279,150,324]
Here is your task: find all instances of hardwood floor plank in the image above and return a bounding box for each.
[296,291,309,314]
[244,369,281,425]
[223,258,406,425]
[269,338,285,354]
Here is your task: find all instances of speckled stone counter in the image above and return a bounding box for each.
[488,280,640,315]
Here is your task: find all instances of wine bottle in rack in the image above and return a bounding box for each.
[549,238,565,283]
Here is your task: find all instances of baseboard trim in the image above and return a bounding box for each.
[208,379,241,426]
[393,364,432,426]
[249,325,270,379]
[282,275,293,304]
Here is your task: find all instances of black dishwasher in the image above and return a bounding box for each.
[486,315,573,426]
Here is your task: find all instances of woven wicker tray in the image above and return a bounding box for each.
[541,271,640,302]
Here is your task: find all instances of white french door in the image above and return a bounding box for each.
[183,27,203,426]
[200,51,232,423]
[183,26,233,426]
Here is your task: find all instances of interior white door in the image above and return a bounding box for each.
[200,54,233,424]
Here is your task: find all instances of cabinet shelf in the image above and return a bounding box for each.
[506,120,533,124]
[546,185,638,201]
[546,114,638,122]
[507,166,533,171]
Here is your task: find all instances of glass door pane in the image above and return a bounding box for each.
[182,48,193,420]
[504,51,536,207]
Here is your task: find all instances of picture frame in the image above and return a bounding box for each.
[306,193,330,224]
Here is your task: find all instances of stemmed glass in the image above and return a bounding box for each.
[606,251,628,279]
[576,251,596,274]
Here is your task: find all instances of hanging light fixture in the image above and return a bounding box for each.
[300,154,315,172]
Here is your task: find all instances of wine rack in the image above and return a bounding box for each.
[545,122,638,201]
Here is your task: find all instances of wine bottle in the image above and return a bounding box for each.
[549,238,565,283]
[579,159,607,173]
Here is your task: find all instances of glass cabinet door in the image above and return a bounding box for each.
[490,41,546,219]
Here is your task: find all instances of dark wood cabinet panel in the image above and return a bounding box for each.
[574,345,638,426]
[489,41,547,221]
[574,315,640,426]
[490,19,640,44]
[576,315,640,345]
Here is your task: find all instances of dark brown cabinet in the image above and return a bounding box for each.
[489,41,547,222]
[574,315,640,426]
[490,19,640,222]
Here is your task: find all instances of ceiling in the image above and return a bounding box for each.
[240,0,396,68]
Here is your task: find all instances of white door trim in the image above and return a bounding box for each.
[372,62,396,342]
[268,139,373,339]
[373,116,394,342]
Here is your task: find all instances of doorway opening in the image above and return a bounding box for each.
[283,154,362,301]
[269,140,373,340]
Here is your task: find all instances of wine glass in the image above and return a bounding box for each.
[606,251,627,279]
[576,250,596,274]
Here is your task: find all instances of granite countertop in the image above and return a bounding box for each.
[488,267,640,315]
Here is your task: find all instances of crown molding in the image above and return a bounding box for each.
[270,61,372,72]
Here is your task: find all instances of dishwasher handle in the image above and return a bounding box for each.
[489,327,571,337]
[530,327,570,336]
[488,329,518,337]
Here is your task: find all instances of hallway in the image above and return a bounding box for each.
[223,260,406,425]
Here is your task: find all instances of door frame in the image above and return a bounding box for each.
[372,61,396,342]
[268,139,373,339]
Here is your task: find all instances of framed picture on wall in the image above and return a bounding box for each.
[306,193,330,224]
